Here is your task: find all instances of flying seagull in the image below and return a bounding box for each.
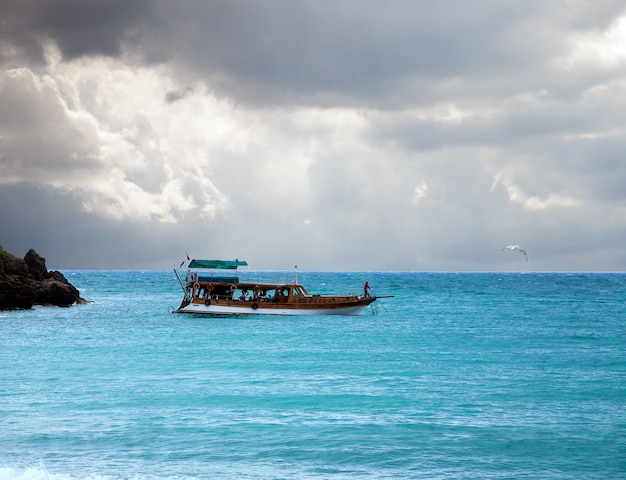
[501,244,528,261]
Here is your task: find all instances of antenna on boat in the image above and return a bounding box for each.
[293,264,298,285]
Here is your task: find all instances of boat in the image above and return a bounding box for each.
[173,259,391,316]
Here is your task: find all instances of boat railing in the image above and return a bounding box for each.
[232,270,301,286]
[176,269,301,287]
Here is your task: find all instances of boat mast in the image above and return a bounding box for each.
[173,268,186,292]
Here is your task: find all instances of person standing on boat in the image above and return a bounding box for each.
[363,281,371,298]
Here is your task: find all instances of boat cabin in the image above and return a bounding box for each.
[194,282,311,303]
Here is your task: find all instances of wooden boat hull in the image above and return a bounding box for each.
[174,296,376,316]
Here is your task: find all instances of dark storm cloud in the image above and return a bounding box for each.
[141,1,531,106]
[0,183,191,269]
[4,0,626,106]
[1,0,153,65]
[137,0,626,107]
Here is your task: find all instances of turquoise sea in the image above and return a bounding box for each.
[1,271,625,479]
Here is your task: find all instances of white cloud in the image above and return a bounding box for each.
[492,172,584,211]
[0,55,240,222]
[412,181,429,204]
[567,15,626,67]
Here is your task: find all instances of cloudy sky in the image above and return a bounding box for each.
[1,0,625,271]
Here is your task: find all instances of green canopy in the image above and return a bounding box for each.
[188,259,248,269]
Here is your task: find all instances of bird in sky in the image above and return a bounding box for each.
[501,244,528,261]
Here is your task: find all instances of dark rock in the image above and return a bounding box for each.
[1,250,29,277]
[35,277,80,307]
[0,273,36,310]
[0,246,86,310]
[24,248,48,281]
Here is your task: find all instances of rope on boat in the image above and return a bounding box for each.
[377,298,391,316]
[370,288,392,316]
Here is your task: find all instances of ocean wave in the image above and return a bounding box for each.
[0,465,200,480]
[0,465,106,480]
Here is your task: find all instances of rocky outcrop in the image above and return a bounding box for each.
[0,247,86,310]
[24,248,48,281]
